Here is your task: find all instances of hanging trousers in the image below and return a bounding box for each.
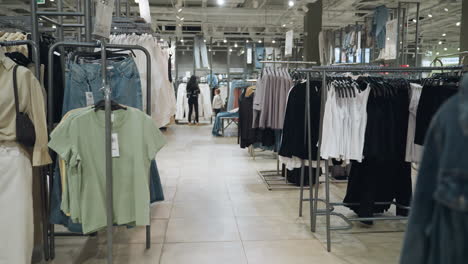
[188,98,199,123]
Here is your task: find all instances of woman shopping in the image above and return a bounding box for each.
[186,75,200,125]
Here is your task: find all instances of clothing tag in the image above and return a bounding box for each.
[85,92,94,106]
[111,113,115,123]
[111,133,120,158]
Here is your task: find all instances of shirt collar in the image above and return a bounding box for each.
[0,51,16,71]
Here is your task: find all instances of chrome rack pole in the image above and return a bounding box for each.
[298,83,309,217]
[324,158,331,251]
[305,73,315,232]
[100,40,114,264]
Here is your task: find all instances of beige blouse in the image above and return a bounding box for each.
[0,51,51,166]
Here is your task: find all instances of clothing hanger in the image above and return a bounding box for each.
[93,99,127,111]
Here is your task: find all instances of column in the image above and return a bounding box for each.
[461,0,468,65]
[303,0,322,64]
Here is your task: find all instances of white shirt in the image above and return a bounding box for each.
[212,94,224,109]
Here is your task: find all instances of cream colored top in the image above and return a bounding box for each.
[0,50,51,166]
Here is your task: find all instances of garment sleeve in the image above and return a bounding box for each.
[48,118,74,163]
[400,115,442,264]
[145,116,167,160]
[22,67,52,166]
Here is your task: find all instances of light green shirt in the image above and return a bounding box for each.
[49,107,166,234]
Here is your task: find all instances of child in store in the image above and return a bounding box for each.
[212,88,224,117]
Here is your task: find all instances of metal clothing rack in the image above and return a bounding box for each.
[254,61,316,190]
[47,40,152,264]
[0,39,49,262]
[296,65,466,252]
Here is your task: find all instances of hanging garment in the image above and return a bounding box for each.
[49,107,166,234]
[0,53,51,166]
[0,144,33,264]
[109,34,176,128]
[400,76,468,264]
[405,83,423,163]
[414,80,458,145]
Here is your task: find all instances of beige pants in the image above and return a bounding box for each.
[0,143,33,264]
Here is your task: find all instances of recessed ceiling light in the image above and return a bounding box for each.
[272,40,276,43]
[178,8,183,12]
[52,25,56,29]
[288,0,294,7]
[180,17,185,21]
[444,8,448,12]
[246,40,249,43]
[217,0,224,6]
[223,39,227,43]
[444,47,448,51]
[258,40,262,43]
[456,22,461,26]
[234,43,238,47]
[436,52,440,55]
[229,48,233,52]
[204,39,207,43]
[442,33,446,36]
[412,19,417,23]
[438,41,443,45]
[181,39,184,43]
[160,38,164,41]
[282,24,286,27]
[427,13,432,18]
[458,48,460,51]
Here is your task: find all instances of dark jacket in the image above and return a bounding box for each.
[400,75,468,264]
[186,82,200,101]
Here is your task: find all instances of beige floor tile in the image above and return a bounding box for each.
[173,190,231,202]
[237,216,316,241]
[160,242,247,264]
[243,240,348,264]
[165,217,240,242]
[171,200,234,218]
[151,202,173,219]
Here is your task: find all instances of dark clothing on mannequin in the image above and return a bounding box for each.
[188,98,199,123]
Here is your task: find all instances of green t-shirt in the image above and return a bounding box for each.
[49,107,166,234]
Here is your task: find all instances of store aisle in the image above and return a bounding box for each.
[48,124,404,264]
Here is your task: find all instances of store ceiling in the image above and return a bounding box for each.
[0,0,463,51]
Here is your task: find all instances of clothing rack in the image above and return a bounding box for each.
[47,40,153,264]
[254,61,314,190]
[0,39,49,262]
[296,65,466,252]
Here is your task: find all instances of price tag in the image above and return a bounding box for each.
[85,92,94,106]
[111,133,120,158]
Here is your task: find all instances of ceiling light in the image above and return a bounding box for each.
[180,39,184,43]
[50,0,54,1]
[282,24,286,27]
[52,25,56,29]
[209,48,212,52]
[258,40,262,43]
[178,8,183,12]
[458,48,460,51]
[160,38,164,41]
[427,13,432,18]
[272,40,276,43]
[229,48,233,52]
[444,47,448,51]
[204,39,206,43]
[180,17,185,21]
[442,33,446,37]
[246,40,249,43]
[234,43,238,47]
[438,41,442,45]
[217,0,224,6]
[288,1,295,7]
[444,8,448,12]
[436,52,440,55]
[412,19,417,23]
[456,22,461,26]
[223,39,227,43]
[114,27,117,30]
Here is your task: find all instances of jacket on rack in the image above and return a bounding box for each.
[400,76,468,264]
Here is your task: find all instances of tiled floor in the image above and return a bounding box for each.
[47,124,405,263]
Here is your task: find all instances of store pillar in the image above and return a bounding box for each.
[303,0,322,64]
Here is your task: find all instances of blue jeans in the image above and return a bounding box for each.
[212,111,239,136]
[62,57,142,115]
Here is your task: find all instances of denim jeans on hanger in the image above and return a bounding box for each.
[62,56,142,115]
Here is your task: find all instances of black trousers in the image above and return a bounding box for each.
[188,99,199,123]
